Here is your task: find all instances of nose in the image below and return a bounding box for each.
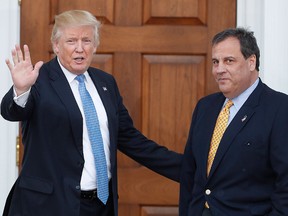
[75,41,84,52]
[215,62,226,74]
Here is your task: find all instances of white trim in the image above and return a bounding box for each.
[237,0,288,94]
[0,0,20,211]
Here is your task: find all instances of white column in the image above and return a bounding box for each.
[0,0,20,211]
[261,0,288,94]
[237,0,288,94]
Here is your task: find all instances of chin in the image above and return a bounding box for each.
[219,86,230,95]
[72,67,87,73]
[218,84,226,91]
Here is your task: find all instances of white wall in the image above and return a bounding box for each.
[237,0,288,94]
[1,0,288,212]
[0,0,20,211]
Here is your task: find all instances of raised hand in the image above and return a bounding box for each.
[5,44,43,95]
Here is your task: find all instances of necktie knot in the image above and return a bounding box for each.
[225,100,234,110]
[76,74,85,83]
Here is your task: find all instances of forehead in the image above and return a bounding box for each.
[212,37,242,58]
[60,25,94,38]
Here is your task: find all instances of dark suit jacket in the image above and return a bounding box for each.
[179,80,288,216]
[1,58,182,216]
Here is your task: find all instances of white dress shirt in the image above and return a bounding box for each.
[13,59,111,190]
[225,78,259,125]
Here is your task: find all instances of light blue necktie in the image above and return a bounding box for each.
[76,74,109,204]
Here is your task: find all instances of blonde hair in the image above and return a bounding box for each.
[51,10,101,47]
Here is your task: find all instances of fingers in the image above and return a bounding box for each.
[5,59,13,72]
[15,44,24,61]
[6,44,42,75]
[23,44,31,63]
[34,61,44,72]
[11,44,30,65]
[11,48,18,65]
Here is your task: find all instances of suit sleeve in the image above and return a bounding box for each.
[1,86,34,121]
[268,97,288,215]
[179,101,200,215]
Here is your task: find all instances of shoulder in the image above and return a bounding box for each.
[197,92,224,107]
[87,67,116,84]
[256,83,288,115]
[261,82,288,103]
[88,67,113,79]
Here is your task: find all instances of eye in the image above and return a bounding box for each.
[66,39,76,44]
[225,58,234,65]
[83,39,92,44]
[212,59,219,65]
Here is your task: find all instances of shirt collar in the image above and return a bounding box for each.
[225,78,259,111]
[57,57,88,83]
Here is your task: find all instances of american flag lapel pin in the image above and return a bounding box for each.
[241,115,247,122]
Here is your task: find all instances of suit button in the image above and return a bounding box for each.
[205,189,211,195]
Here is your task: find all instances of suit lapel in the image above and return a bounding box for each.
[208,81,264,178]
[208,106,256,177]
[46,60,118,164]
[88,70,113,117]
[48,58,84,157]
[88,69,117,167]
[199,95,226,179]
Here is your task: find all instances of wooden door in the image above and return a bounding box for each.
[20,0,236,215]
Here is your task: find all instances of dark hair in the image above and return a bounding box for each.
[212,27,260,71]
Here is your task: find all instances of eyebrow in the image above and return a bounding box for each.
[212,56,236,60]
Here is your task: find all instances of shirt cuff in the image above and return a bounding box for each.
[13,87,31,108]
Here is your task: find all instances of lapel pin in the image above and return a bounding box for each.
[241,115,247,122]
[103,87,107,91]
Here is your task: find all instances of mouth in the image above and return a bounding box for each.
[217,77,228,82]
[74,57,85,63]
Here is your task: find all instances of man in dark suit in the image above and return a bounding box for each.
[1,10,182,216]
[179,27,288,216]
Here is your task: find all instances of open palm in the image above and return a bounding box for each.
[6,44,43,95]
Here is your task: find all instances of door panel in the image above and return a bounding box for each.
[20,0,236,215]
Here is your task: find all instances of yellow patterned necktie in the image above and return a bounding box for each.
[207,100,234,175]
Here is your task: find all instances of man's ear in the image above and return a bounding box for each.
[53,42,59,54]
[249,54,256,71]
